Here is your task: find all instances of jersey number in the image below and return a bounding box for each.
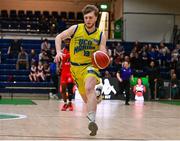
[84,50,90,56]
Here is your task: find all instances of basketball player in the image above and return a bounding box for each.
[55,4,107,136]
[60,44,74,111]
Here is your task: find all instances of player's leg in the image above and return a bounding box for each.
[67,82,74,111]
[85,76,98,136]
[61,83,68,111]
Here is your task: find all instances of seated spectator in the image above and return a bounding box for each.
[44,63,51,81]
[41,38,51,52]
[104,70,111,78]
[29,49,39,66]
[29,63,37,82]
[16,48,29,70]
[133,40,141,53]
[50,48,56,62]
[130,46,138,59]
[148,47,159,65]
[140,45,148,67]
[7,39,22,58]
[171,73,179,99]
[158,42,170,67]
[37,62,45,81]
[115,42,124,56]
[171,44,180,69]
[39,50,50,64]
[130,53,142,71]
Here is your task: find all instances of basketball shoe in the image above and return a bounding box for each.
[68,102,73,111]
[61,103,68,111]
[87,111,98,136]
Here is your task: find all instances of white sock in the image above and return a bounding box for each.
[87,111,96,122]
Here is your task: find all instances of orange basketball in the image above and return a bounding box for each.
[92,51,110,69]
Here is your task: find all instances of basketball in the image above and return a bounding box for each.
[92,51,110,69]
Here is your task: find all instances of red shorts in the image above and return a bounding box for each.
[61,73,73,84]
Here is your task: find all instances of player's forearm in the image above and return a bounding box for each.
[55,34,62,54]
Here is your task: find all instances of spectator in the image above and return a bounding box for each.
[37,62,45,81]
[170,73,179,99]
[39,50,50,64]
[44,63,51,81]
[50,47,56,62]
[29,49,39,66]
[41,38,51,52]
[114,54,123,70]
[16,48,29,70]
[171,44,180,69]
[104,70,111,78]
[148,47,159,65]
[158,42,170,67]
[146,61,159,100]
[133,40,141,53]
[7,39,22,58]
[140,45,148,68]
[115,42,124,57]
[29,63,37,82]
[130,52,142,71]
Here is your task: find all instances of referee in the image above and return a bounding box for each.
[116,61,133,105]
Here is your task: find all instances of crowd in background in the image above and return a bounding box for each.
[4,39,180,99]
[105,41,180,99]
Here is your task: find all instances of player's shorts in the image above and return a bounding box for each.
[70,62,101,95]
[61,72,74,84]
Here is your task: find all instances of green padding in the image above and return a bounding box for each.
[0,99,36,105]
[130,77,149,87]
[158,100,180,106]
[0,115,19,119]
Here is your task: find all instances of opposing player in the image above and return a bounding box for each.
[59,42,74,111]
[55,4,107,136]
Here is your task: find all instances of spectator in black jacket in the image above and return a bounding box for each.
[7,39,22,58]
[146,61,159,100]
[170,73,179,99]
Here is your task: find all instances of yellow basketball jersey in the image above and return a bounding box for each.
[70,23,102,64]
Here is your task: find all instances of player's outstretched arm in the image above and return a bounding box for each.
[99,32,108,54]
[54,25,77,63]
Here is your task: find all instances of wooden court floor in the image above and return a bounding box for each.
[0,99,180,140]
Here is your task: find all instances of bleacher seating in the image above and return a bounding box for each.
[0,39,55,98]
[0,10,83,34]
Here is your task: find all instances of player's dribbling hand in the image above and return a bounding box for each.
[54,52,64,63]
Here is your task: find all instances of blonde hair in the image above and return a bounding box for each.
[82,4,99,17]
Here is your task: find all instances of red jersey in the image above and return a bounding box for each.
[61,48,70,75]
[60,48,73,84]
